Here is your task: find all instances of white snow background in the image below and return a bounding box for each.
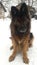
[0,0,37,65]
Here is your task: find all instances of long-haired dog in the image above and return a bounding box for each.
[9,3,34,64]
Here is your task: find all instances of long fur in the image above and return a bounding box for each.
[9,3,34,64]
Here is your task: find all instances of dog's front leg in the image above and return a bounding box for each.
[22,40,29,64]
[9,38,18,62]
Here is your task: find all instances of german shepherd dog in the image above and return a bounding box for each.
[9,3,34,64]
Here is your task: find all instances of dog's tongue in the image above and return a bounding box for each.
[19,29,26,33]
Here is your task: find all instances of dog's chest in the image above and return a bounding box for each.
[17,39,23,44]
[16,36,25,45]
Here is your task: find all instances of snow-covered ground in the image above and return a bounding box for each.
[0,18,37,65]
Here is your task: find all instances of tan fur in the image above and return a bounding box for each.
[9,3,34,64]
[9,34,33,63]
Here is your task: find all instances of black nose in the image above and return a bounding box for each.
[15,25,27,34]
[19,25,26,31]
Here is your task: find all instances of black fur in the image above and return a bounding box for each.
[20,3,28,17]
[10,3,30,36]
[11,6,19,17]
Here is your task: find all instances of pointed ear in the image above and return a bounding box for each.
[11,6,19,17]
[20,3,29,17]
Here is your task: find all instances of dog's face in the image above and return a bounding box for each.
[11,3,30,35]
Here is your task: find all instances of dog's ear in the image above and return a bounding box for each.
[20,3,29,18]
[11,6,19,17]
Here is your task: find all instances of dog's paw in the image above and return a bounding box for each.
[9,55,15,62]
[23,57,29,64]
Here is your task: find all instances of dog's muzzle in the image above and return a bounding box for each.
[15,26,27,34]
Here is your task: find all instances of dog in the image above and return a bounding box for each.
[9,3,34,64]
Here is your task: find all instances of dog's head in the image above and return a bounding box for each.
[11,3,31,35]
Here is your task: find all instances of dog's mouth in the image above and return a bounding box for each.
[19,29,27,33]
[15,27,27,35]
[15,25,27,35]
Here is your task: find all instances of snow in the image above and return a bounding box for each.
[1,0,21,11]
[0,0,37,65]
[1,0,37,11]
[0,17,37,65]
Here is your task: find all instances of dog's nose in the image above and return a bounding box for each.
[19,25,26,30]
[15,25,27,35]
[18,25,27,33]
